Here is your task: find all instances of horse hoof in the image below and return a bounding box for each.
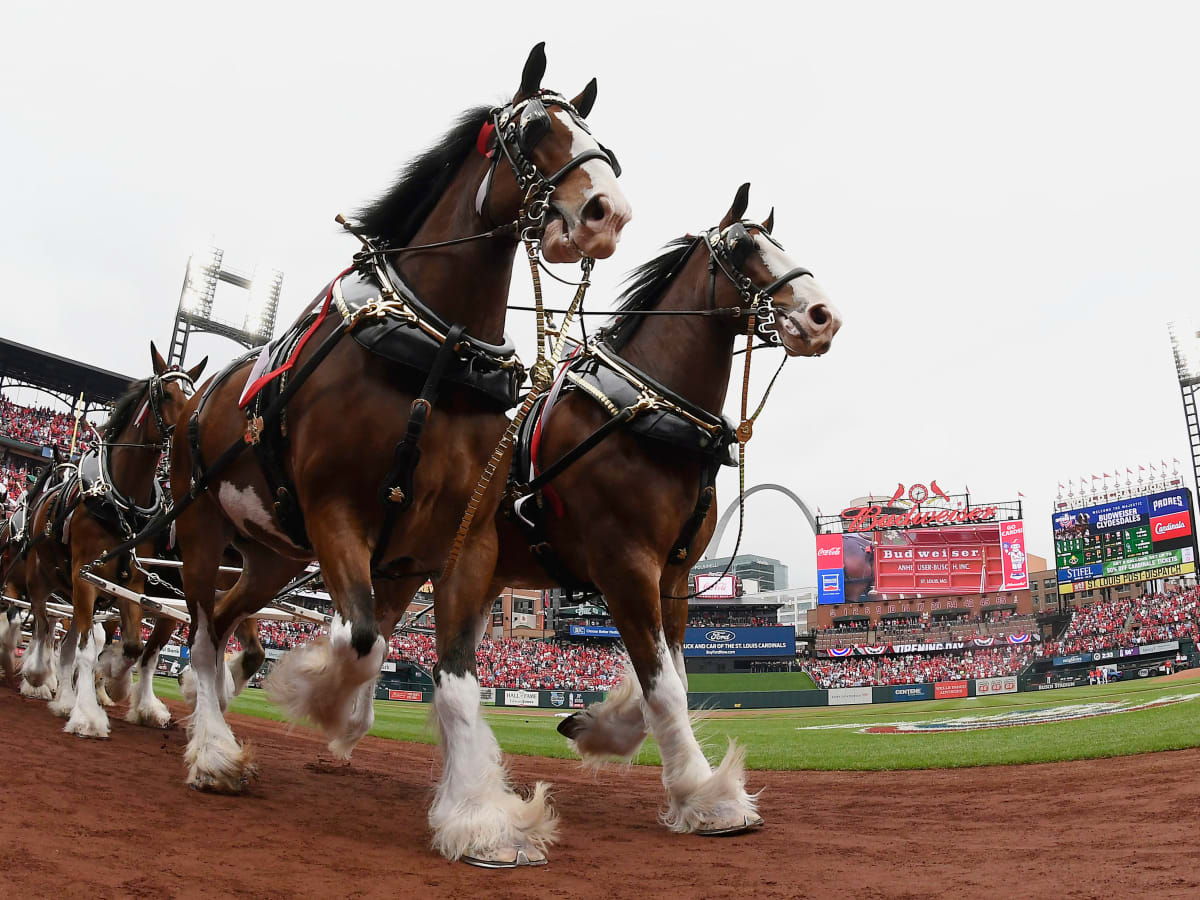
[556,713,584,739]
[461,847,548,869]
[697,815,764,836]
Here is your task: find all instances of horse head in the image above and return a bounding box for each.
[135,342,208,447]
[707,184,842,357]
[483,43,631,263]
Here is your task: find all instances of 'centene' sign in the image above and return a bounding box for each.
[841,504,999,532]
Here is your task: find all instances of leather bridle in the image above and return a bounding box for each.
[129,369,198,451]
[481,91,621,240]
[703,221,812,347]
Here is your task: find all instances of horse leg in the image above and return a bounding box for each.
[22,612,58,701]
[599,563,760,835]
[289,574,421,763]
[0,607,19,683]
[63,577,110,738]
[97,600,140,705]
[22,565,60,700]
[184,536,299,792]
[554,569,699,764]
[263,511,384,759]
[226,617,266,699]
[428,533,556,867]
[556,662,647,763]
[126,616,174,727]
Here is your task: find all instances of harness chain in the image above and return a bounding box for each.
[442,249,593,579]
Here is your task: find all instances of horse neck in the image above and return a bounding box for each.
[391,155,516,345]
[107,418,159,508]
[616,265,736,415]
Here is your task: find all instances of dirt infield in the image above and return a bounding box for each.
[3,688,1198,900]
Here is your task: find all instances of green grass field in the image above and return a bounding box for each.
[686,671,817,692]
[153,669,1200,772]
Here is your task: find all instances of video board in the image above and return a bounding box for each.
[816,522,1029,605]
[1052,488,1196,595]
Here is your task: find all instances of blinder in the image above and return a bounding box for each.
[516,99,552,156]
[706,221,814,345]
[493,92,623,198]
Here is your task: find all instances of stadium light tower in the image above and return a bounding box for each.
[167,247,284,368]
[1168,321,1200,500]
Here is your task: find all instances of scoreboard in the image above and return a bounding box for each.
[1052,488,1197,595]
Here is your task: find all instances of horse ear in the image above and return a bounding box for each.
[150,341,167,376]
[762,207,775,235]
[571,78,598,118]
[519,42,547,97]
[719,183,751,229]
[187,356,209,382]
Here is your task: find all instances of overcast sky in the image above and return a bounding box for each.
[4,2,1200,587]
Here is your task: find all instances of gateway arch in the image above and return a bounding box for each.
[703,483,819,559]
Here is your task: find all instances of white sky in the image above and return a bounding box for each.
[3,1,1199,587]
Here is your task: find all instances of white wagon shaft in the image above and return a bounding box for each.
[79,561,331,627]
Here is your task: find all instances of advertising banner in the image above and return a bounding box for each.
[695,574,737,599]
[503,690,540,707]
[1053,489,1197,594]
[815,534,845,569]
[568,625,621,638]
[975,676,1018,695]
[934,680,969,699]
[388,689,423,702]
[479,687,496,704]
[828,686,873,706]
[682,626,796,658]
[892,642,966,654]
[818,569,845,605]
[890,684,932,702]
[999,521,1029,590]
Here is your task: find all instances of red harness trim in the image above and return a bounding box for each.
[476,121,496,158]
[528,348,582,518]
[238,266,355,410]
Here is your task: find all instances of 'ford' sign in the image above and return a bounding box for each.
[683,626,795,658]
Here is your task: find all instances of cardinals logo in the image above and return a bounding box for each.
[887,480,952,506]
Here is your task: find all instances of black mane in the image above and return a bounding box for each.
[355,106,493,246]
[604,236,699,350]
[103,378,150,441]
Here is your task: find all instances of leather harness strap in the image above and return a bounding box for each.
[370,323,467,576]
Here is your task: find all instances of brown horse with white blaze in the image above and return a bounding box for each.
[167,44,629,818]
[22,344,206,737]
[430,185,841,861]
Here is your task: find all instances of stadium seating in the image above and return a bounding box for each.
[0,398,97,456]
[806,646,1034,688]
[1038,587,1200,657]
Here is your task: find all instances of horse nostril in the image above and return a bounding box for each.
[582,195,608,224]
[808,304,830,328]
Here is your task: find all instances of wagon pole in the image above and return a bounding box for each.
[67,391,84,458]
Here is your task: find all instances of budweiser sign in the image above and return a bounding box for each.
[841,504,999,532]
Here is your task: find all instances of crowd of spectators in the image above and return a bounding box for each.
[1,456,41,512]
[687,613,775,627]
[387,631,625,690]
[806,646,1035,688]
[816,611,1039,652]
[1038,588,1200,657]
[0,397,96,456]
